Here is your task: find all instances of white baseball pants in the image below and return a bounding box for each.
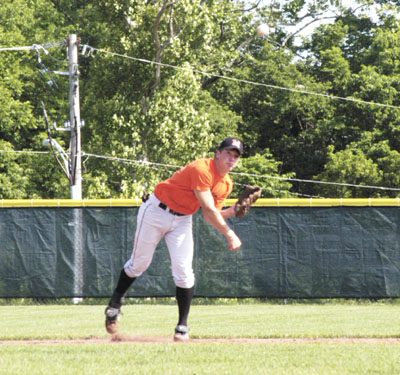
[124,194,195,289]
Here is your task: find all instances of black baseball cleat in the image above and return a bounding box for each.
[105,306,121,335]
[173,325,189,342]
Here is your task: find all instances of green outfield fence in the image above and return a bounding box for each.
[0,198,399,299]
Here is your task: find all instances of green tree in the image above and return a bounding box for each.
[315,133,400,198]
[300,6,400,196]
[4,0,400,200]
[0,0,73,198]
[218,1,400,197]
[0,141,29,198]
[232,150,294,198]
[314,145,382,198]
[79,0,266,198]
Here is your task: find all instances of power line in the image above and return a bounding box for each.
[1,42,400,193]
[0,40,66,52]
[0,44,48,52]
[84,151,400,193]
[83,152,181,170]
[0,150,50,155]
[0,40,67,64]
[2,149,400,193]
[2,38,399,109]
[230,171,400,192]
[85,45,400,110]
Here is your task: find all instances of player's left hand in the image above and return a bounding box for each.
[234,185,262,218]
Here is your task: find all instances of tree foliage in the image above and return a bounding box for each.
[1,0,400,199]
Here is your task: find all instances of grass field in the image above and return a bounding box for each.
[1,301,400,374]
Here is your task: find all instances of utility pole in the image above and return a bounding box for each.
[42,35,83,302]
[68,34,82,200]
[68,34,83,303]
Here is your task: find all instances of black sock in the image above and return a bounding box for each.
[108,269,136,309]
[176,286,194,327]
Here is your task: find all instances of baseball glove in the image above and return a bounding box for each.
[234,185,262,218]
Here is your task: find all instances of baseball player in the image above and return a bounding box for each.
[105,137,243,341]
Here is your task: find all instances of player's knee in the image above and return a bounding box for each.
[173,271,195,289]
[124,257,150,278]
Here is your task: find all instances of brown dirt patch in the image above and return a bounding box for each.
[0,335,399,345]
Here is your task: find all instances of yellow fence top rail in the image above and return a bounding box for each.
[1,198,400,208]
[0,198,142,208]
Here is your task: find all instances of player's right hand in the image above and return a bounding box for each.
[226,230,242,251]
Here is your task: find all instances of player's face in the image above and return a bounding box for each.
[215,149,240,175]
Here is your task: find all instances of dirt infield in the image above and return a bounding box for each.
[1,335,400,345]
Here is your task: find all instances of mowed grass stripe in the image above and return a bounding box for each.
[1,303,400,340]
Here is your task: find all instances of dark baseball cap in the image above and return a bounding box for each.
[218,137,243,155]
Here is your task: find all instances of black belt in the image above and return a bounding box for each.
[159,202,185,216]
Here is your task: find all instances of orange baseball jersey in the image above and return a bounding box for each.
[154,158,233,215]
